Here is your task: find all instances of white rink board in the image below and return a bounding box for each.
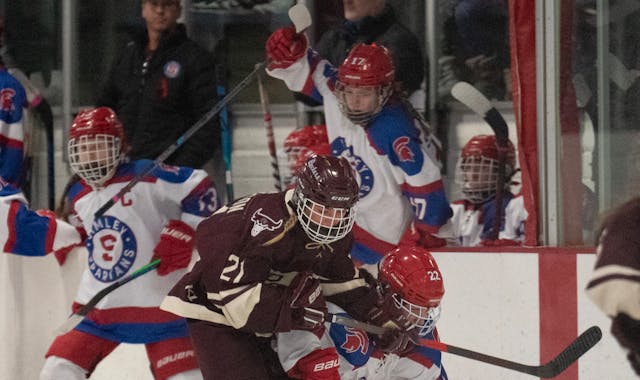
[1,248,636,379]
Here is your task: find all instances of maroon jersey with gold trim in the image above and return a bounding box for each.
[162,189,375,334]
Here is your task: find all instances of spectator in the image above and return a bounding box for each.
[586,197,640,376]
[440,0,510,101]
[277,245,448,380]
[96,0,219,169]
[266,30,452,276]
[437,134,527,246]
[40,107,219,380]
[161,155,415,380]
[311,0,425,104]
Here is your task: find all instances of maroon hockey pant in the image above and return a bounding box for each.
[186,319,291,380]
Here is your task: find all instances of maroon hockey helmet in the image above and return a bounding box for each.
[335,43,395,125]
[293,155,359,244]
[379,246,444,336]
[455,134,516,204]
[68,107,125,188]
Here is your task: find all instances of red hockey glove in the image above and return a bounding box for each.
[277,272,327,333]
[287,348,341,380]
[266,26,308,70]
[480,238,520,247]
[399,222,446,249]
[151,220,195,276]
[612,313,640,375]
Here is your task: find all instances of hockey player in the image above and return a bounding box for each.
[437,134,528,246]
[0,60,81,257]
[266,29,452,274]
[40,107,219,380]
[161,155,418,380]
[277,245,448,380]
[586,197,640,376]
[283,124,331,186]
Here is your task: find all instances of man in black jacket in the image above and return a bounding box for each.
[97,0,219,169]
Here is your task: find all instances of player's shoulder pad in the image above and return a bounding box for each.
[366,100,418,154]
[127,159,195,183]
[328,310,373,367]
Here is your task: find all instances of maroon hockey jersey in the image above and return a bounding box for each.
[161,189,376,334]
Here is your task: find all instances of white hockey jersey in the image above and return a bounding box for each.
[66,160,218,343]
[267,51,452,266]
[437,192,528,246]
[277,303,447,380]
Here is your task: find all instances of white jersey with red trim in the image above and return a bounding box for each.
[267,51,452,266]
[277,303,447,380]
[65,159,218,343]
[437,192,528,246]
[0,182,81,256]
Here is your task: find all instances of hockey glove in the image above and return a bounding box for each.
[373,328,416,355]
[152,220,195,276]
[612,312,640,375]
[279,272,327,333]
[266,26,308,70]
[399,221,446,249]
[366,283,412,331]
[287,347,340,380]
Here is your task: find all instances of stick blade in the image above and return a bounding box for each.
[288,3,312,33]
[537,326,602,378]
[451,81,493,116]
[53,314,84,336]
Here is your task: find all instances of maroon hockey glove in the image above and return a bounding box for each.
[612,313,640,375]
[373,328,417,355]
[285,272,327,332]
[366,283,412,331]
[266,26,308,70]
[152,220,195,276]
[287,347,340,380]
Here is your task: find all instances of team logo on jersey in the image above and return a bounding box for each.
[86,215,137,283]
[0,88,16,111]
[331,137,373,199]
[393,136,415,162]
[250,208,283,237]
[341,327,369,355]
[163,61,181,78]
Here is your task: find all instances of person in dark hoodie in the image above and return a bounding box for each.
[315,0,425,99]
[97,0,219,169]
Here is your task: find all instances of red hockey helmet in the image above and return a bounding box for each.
[294,155,359,244]
[379,246,444,336]
[291,143,332,178]
[68,107,125,188]
[284,125,329,172]
[455,134,516,204]
[335,43,395,125]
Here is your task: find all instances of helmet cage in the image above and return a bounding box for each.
[455,154,503,203]
[392,293,442,337]
[68,133,122,188]
[334,81,391,125]
[294,189,356,244]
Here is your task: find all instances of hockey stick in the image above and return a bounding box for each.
[216,63,234,201]
[94,62,264,218]
[255,3,312,191]
[451,81,509,240]
[257,67,282,191]
[328,313,602,378]
[400,97,443,168]
[54,259,161,335]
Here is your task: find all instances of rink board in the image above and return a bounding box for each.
[0,247,635,379]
